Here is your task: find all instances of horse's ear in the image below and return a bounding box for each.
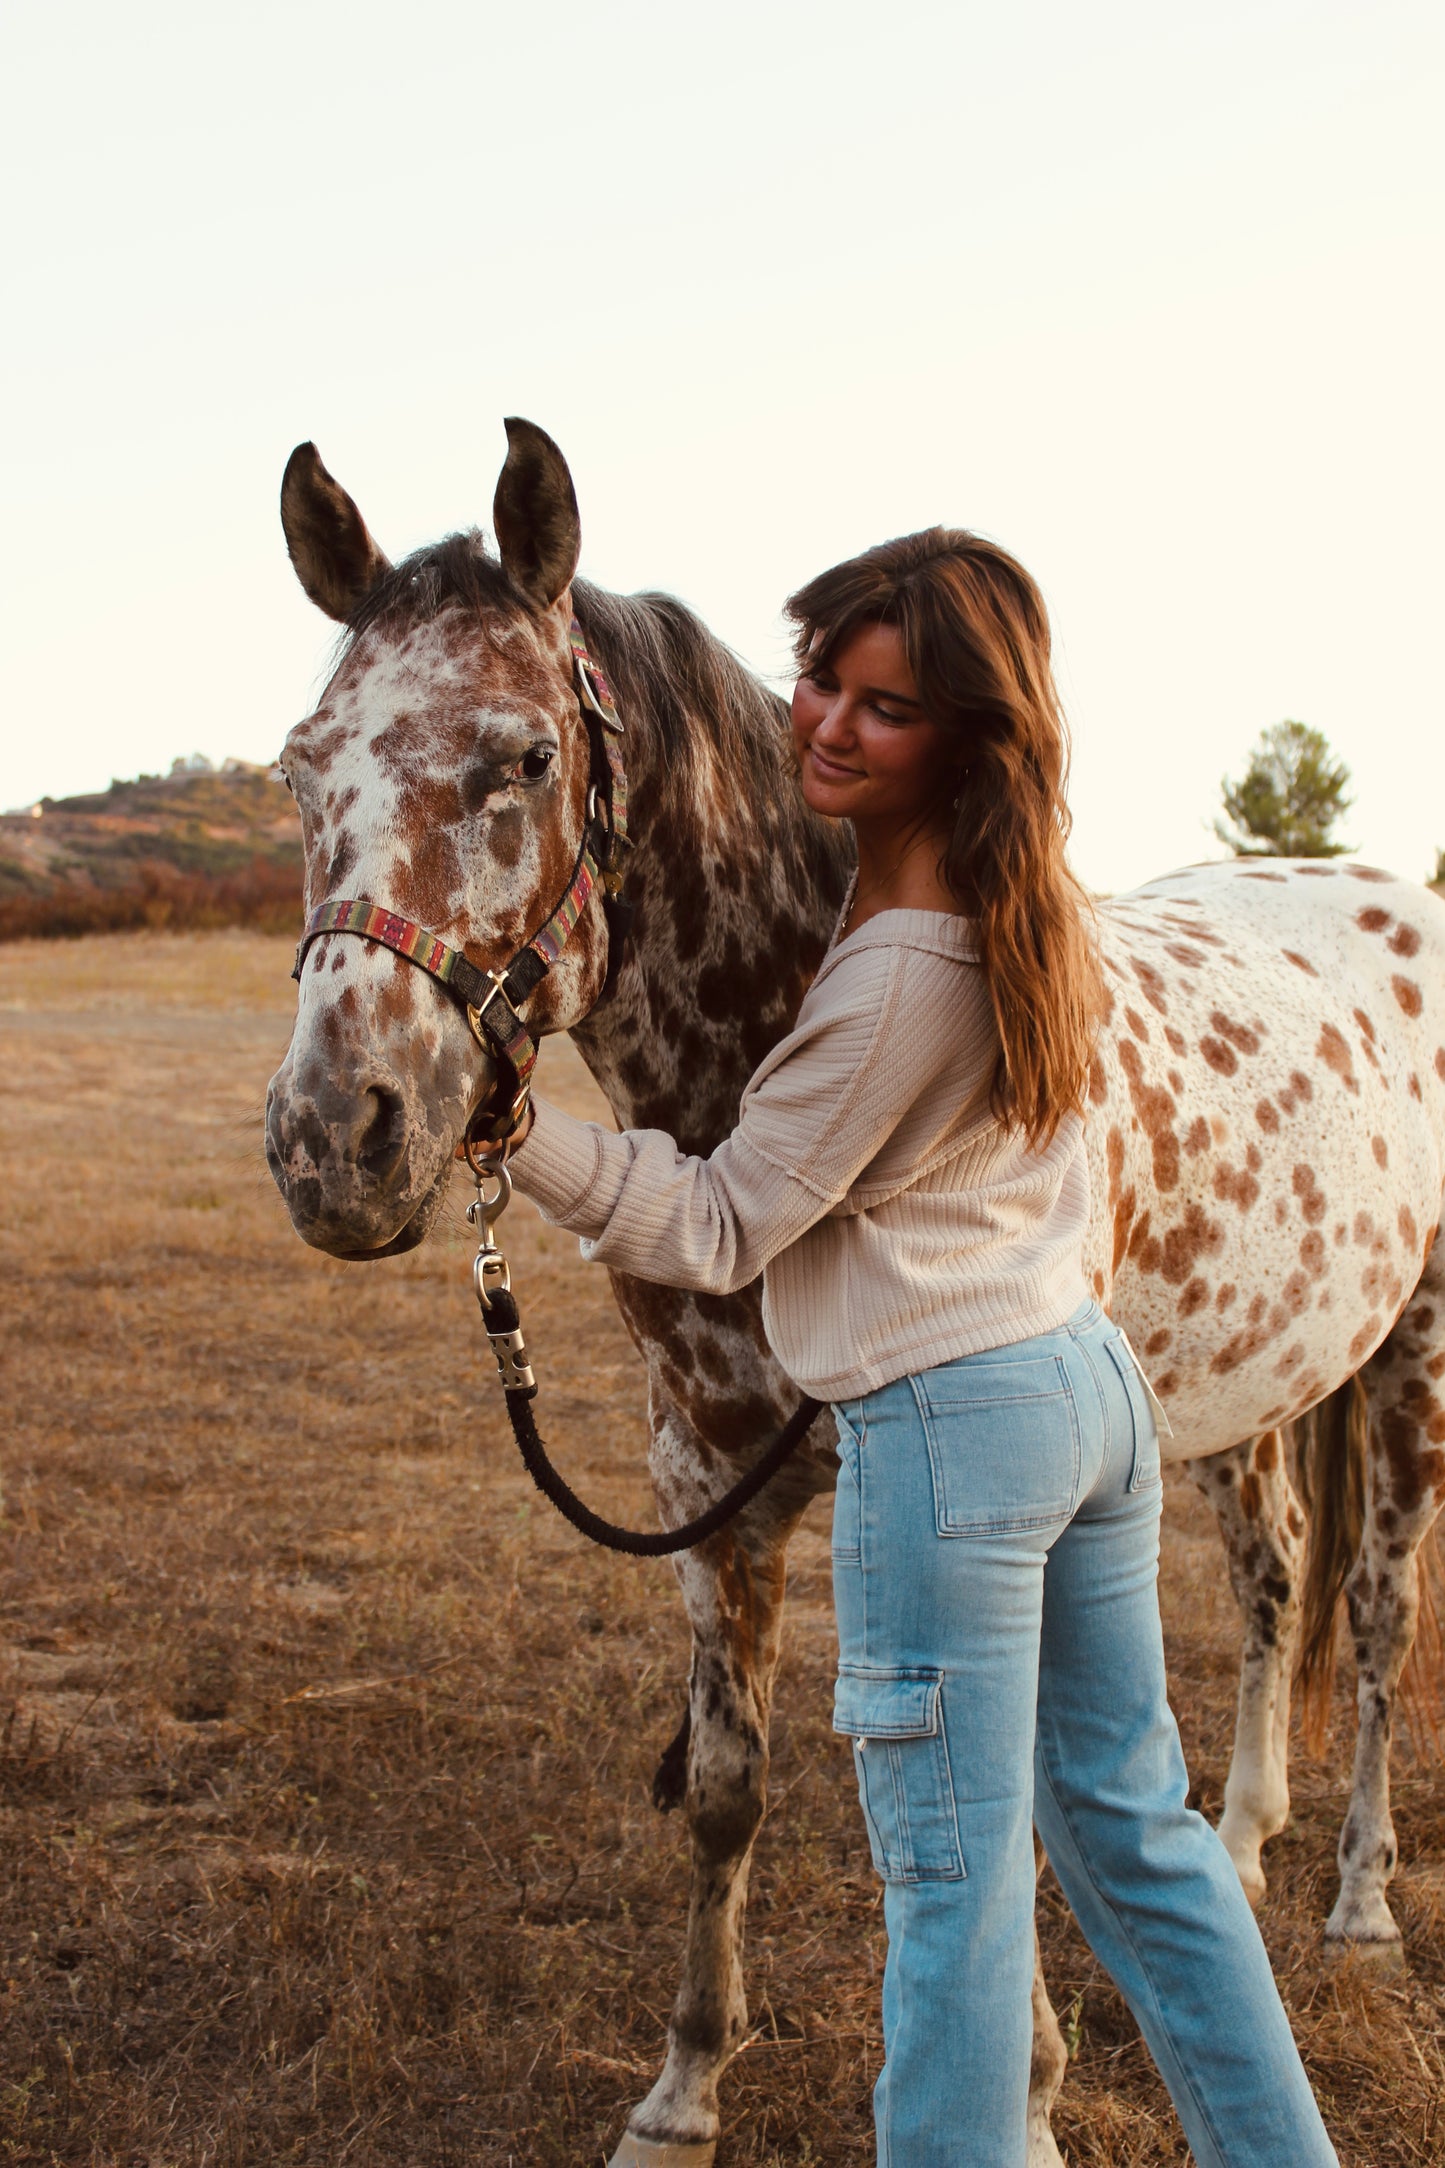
[492,417,581,611]
[280,443,392,622]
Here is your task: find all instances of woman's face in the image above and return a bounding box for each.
[791,620,953,830]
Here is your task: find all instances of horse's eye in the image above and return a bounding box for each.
[516,746,555,783]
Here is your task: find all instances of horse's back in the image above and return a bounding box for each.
[1088,860,1445,1458]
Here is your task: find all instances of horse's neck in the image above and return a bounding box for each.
[568,631,849,1155]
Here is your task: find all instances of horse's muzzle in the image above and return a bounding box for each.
[264,1059,455,1258]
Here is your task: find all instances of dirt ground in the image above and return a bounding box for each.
[0,930,1440,2166]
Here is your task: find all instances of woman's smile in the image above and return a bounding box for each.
[791,619,950,825]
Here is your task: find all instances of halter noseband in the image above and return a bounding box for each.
[291,619,631,1147]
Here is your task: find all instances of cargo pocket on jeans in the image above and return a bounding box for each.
[1104,1333,1163,1493]
[833,1666,965,1882]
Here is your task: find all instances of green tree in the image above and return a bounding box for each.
[1215,720,1354,858]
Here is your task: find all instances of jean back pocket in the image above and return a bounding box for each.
[1104,1333,1163,1492]
[833,1666,965,1883]
[913,1351,1080,1536]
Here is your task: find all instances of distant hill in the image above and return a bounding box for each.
[0,759,303,939]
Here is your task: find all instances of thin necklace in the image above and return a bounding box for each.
[843,835,943,938]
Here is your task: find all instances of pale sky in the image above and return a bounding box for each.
[2,0,1441,895]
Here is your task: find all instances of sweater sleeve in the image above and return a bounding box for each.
[507,942,967,1293]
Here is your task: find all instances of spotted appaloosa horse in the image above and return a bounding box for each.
[265,420,1445,2167]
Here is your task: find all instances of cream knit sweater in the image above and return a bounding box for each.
[509,906,1090,1401]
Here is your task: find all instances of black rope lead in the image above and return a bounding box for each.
[482,1287,824,1557]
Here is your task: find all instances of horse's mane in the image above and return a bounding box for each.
[339,534,793,799]
[571,579,793,790]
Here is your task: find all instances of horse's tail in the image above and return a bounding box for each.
[1294,1379,1366,1751]
[1294,1375,1443,1753]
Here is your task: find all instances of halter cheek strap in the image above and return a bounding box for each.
[291,618,631,1142]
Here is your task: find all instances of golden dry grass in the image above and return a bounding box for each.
[0,929,1440,2165]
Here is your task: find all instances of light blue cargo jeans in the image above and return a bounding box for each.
[830,1298,1337,2168]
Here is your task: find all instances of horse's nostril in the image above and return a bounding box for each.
[355,1083,409,1183]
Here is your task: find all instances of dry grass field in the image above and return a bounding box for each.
[0,930,1441,2166]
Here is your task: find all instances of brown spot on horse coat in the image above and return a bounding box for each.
[1357,907,1392,934]
[1316,1024,1359,1093]
[1214,1161,1260,1211]
[1211,1010,1262,1055]
[1124,1006,1150,1041]
[1117,1040,1179,1190]
[1128,1213,1163,1275]
[1388,923,1422,958]
[1161,1201,1225,1286]
[1131,956,1170,1015]
[1392,975,1423,1018]
[1275,1070,1314,1117]
[1282,949,1318,974]
[1255,1098,1280,1134]
[1291,1164,1327,1225]
[1178,1276,1209,1317]
[1348,1316,1383,1363]
[1200,1036,1237,1076]
[1372,1135,1389,1168]
[1212,1315,1277,1374]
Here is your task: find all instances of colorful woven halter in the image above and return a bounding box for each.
[292,619,631,1141]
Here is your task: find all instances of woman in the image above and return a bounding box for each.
[506,529,1337,2167]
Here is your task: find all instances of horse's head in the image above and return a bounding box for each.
[265,419,612,1259]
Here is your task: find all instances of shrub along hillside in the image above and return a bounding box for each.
[0,761,303,939]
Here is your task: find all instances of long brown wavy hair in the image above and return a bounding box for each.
[786,528,1100,1147]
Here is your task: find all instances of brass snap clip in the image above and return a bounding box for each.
[465,1150,512,1312]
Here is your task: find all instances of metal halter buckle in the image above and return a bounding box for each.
[465,968,520,1054]
[576,659,611,722]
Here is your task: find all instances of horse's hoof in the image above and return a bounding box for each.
[1325,1889,1401,1950]
[608,2134,717,2168]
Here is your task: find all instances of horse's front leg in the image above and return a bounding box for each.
[610,1401,823,2167]
[1188,1430,1306,1903]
